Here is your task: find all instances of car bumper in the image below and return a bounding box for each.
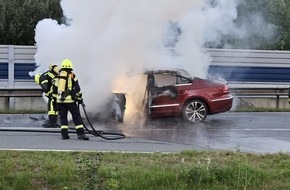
[210,94,233,114]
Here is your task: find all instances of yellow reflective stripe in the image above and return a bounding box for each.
[48,99,57,114]
[48,111,57,115]
[45,90,53,96]
[61,125,69,129]
[57,95,74,103]
[57,99,74,103]
[47,72,55,78]
[75,125,84,129]
[41,80,48,84]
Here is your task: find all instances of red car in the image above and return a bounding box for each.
[143,69,233,122]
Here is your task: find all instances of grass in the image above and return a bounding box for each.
[0,150,290,190]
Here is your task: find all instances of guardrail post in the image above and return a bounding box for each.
[276,95,279,109]
[8,45,15,109]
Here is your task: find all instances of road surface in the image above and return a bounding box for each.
[0,112,290,154]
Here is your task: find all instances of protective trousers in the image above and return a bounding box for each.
[43,97,58,128]
[58,102,89,140]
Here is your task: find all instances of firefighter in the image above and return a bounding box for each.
[53,59,89,140]
[34,64,59,128]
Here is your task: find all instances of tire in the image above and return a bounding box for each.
[182,99,208,123]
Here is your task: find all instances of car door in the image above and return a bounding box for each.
[149,73,192,115]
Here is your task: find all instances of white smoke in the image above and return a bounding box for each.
[32,0,241,119]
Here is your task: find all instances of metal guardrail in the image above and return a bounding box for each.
[230,87,289,97]
[1,45,290,109]
[0,88,42,97]
[228,84,289,109]
[1,87,288,97]
[0,85,289,109]
[0,88,43,110]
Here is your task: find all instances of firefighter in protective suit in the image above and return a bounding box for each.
[34,64,59,128]
[53,59,89,140]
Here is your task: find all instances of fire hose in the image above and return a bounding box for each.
[0,103,126,140]
[78,102,126,140]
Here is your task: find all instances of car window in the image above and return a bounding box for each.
[154,74,176,87]
[177,76,192,84]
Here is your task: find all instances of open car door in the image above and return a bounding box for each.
[145,71,192,116]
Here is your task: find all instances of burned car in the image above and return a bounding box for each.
[142,69,233,122]
[95,93,126,123]
[111,93,126,123]
[110,69,233,123]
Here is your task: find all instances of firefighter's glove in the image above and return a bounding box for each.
[59,92,66,102]
[76,93,83,104]
[76,97,83,104]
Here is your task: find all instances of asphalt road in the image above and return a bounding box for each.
[0,112,290,154]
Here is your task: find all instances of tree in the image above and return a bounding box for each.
[263,0,290,50]
[205,0,290,50]
[1,0,290,50]
[0,0,63,45]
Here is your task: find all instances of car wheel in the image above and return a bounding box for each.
[182,99,208,122]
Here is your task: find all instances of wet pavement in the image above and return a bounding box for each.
[121,112,290,153]
[0,112,290,153]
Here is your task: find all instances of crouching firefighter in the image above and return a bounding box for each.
[52,59,89,140]
[34,64,59,128]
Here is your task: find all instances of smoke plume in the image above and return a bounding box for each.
[31,0,246,120]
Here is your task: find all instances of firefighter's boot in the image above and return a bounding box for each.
[43,115,58,128]
[76,128,89,140]
[61,129,70,140]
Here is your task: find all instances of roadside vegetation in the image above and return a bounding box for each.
[0,150,290,190]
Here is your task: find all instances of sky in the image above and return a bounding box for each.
[31,0,251,120]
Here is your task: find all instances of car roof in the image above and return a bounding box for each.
[143,69,192,78]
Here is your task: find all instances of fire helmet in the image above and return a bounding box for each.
[49,64,59,73]
[61,59,73,70]
[34,73,42,85]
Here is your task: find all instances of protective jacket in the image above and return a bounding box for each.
[39,70,58,97]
